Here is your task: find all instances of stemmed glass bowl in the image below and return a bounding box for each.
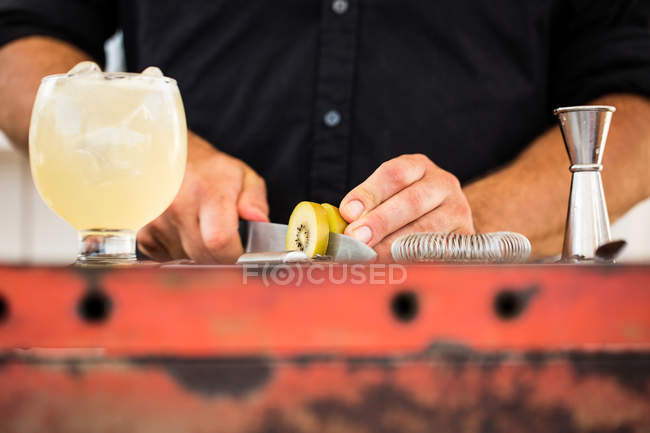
[29,63,187,265]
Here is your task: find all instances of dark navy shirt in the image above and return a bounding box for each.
[2,0,650,222]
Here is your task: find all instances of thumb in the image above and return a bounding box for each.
[237,169,270,222]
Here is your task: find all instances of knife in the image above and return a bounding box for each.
[237,221,377,263]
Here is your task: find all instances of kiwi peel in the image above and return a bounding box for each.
[320,203,348,234]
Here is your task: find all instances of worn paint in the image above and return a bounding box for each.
[0,264,649,432]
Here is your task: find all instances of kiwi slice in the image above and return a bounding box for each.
[320,203,348,234]
[286,201,330,257]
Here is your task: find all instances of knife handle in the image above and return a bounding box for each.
[238,220,249,248]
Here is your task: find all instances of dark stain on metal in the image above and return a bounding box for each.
[415,340,511,374]
[257,409,303,433]
[303,383,639,433]
[131,356,273,397]
[307,385,429,433]
[0,293,8,323]
[345,356,396,373]
[419,340,474,364]
[390,290,419,323]
[523,351,550,369]
[475,352,509,372]
[77,290,112,324]
[305,384,595,433]
[568,351,650,395]
[65,360,83,378]
[2,350,649,432]
[493,285,539,320]
[287,345,512,373]
[290,354,339,369]
[274,353,397,372]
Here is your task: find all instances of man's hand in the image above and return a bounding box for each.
[137,132,269,263]
[339,154,474,260]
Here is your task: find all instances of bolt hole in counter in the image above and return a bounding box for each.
[391,290,419,323]
[493,286,539,321]
[0,294,8,323]
[77,291,112,323]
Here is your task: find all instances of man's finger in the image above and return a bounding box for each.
[140,218,186,260]
[343,176,448,246]
[162,197,216,263]
[176,214,219,263]
[371,204,473,262]
[339,154,428,222]
[136,227,174,262]
[199,198,244,263]
[237,170,269,222]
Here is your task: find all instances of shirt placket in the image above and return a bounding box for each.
[309,0,359,204]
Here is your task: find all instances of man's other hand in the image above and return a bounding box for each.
[339,154,474,261]
[137,132,269,263]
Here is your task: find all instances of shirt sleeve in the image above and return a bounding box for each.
[0,0,118,66]
[550,0,650,107]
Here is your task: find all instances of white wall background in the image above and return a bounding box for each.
[0,33,648,264]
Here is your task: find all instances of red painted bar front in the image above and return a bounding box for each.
[0,264,648,433]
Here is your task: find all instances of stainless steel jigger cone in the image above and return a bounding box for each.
[554,105,615,262]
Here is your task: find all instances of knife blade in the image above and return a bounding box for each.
[242,221,376,262]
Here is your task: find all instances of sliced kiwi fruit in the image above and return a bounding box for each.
[320,203,348,234]
[286,201,330,257]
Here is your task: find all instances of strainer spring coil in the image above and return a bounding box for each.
[391,232,531,263]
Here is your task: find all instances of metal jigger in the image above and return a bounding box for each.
[554,105,623,262]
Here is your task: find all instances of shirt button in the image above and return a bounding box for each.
[323,110,342,127]
[332,0,348,15]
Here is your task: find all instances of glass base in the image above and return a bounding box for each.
[75,229,137,267]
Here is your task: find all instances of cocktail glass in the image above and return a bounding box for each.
[29,62,187,266]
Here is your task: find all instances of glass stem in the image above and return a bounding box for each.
[76,229,137,266]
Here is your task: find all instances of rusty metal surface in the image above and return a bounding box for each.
[0,264,649,432]
[1,353,649,433]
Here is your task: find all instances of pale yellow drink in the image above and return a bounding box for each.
[29,72,187,231]
[29,64,187,265]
